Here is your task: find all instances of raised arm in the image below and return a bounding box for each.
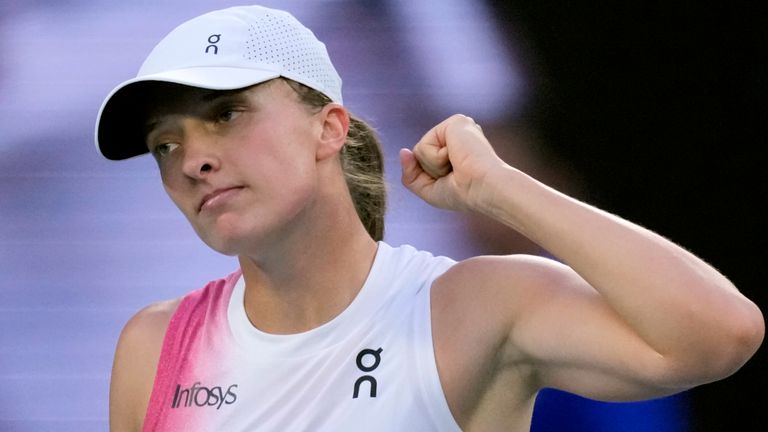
[400,114,764,403]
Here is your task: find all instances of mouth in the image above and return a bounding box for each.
[199,187,244,212]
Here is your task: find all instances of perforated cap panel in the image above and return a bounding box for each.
[243,12,340,102]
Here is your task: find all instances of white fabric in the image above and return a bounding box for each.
[219,242,462,431]
[146,242,463,431]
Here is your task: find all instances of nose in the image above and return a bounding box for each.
[180,126,220,180]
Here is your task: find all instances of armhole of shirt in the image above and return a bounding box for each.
[414,261,463,432]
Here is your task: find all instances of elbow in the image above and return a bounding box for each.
[719,301,764,376]
[683,300,764,386]
[654,300,764,390]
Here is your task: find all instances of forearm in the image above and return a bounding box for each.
[477,165,763,381]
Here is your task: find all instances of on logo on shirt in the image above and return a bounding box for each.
[353,347,383,398]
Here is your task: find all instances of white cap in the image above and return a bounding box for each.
[95,5,343,160]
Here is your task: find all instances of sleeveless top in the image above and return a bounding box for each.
[142,242,462,431]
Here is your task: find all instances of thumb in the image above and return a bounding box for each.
[399,148,421,189]
[399,148,436,197]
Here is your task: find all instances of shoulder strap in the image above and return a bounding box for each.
[142,271,240,431]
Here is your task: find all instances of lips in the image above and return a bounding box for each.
[199,187,243,212]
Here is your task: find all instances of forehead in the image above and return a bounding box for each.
[135,79,302,138]
[140,79,303,123]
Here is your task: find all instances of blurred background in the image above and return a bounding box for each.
[0,0,764,430]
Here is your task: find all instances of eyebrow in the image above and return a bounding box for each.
[200,88,245,102]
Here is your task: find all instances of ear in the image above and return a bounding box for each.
[316,103,349,161]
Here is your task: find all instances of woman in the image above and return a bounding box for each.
[96,5,763,432]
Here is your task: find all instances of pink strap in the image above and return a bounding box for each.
[142,270,240,431]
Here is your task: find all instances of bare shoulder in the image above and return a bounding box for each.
[443,253,571,282]
[430,254,578,429]
[121,298,182,341]
[433,254,578,325]
[110,298,182,432]
[431,253,580,360]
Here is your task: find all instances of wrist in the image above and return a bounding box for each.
[467,164,523,218]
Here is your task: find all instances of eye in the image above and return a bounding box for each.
[216,108,242,123]
[152,142,179,159]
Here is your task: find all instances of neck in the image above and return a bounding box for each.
[237,189,378,335]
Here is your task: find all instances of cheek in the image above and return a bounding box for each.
[247,133,316,186]
[158,154,186,187]
[248,151,319,219]
[160,172,196,220]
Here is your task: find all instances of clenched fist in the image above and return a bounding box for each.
[400,114,508,213]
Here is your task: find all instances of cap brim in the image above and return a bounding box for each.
[95,67,280,160]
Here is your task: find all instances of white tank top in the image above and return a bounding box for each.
[143,242,462,431]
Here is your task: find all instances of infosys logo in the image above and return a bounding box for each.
[171,381,238,410]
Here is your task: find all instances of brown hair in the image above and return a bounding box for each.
[283,79,387,241]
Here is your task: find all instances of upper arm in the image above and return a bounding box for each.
[435,255,675,404]
[498,257,675,400]
[110,299,179,432]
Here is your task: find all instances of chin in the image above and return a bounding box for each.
[202,227,262,256]
[193,222,252,257]
[194,235,236,256]
[207,242,241,257]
